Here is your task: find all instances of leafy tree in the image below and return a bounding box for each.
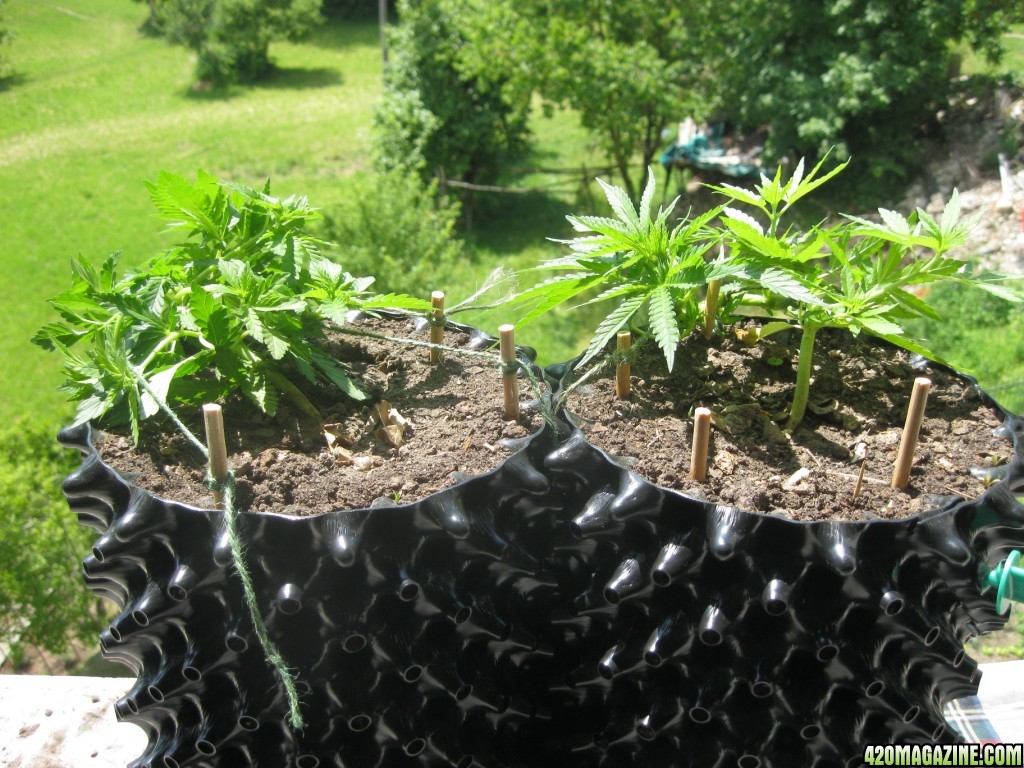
[469,0,714,202]
[0,0,13,81]
[148,0,323,84]
[0,422,104,666]
[372,0,532,219]
[710,0,1014,181]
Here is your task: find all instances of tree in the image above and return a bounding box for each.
[461,0,716,201]
[710,0,1014,180]
[455,0,1014,196]
[148,0,322,84]
[0,0,13,81]
[372,0,532,222]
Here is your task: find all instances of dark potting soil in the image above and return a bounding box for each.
[95,316,542,516]
[565,326,1013,522]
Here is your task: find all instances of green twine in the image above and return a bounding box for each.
[129,364,306,732]
[212,470,305,730]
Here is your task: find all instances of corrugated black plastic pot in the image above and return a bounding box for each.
[59,342,1024,768]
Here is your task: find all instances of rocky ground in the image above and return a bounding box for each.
[899,80,1024,277]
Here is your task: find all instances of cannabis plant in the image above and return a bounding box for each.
[710,157,1024,428]
[34,171,430,441]
[509,170,816,372]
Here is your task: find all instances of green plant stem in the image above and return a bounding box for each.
[265,368,322,422]
[787,323,820,430]
[703,280,721,339]
[140,332,185,370]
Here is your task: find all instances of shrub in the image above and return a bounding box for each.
[152,0,323,84]
[320,169,464,297]
[0,421,104,666]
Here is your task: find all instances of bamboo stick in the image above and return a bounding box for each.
[615,331,632,399]
[429,291,445,364]
[891,377,932,490]
[499,324,520,421]
[690,407,712,482]
[203,404,229,510]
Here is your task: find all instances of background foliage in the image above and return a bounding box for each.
[0,0,12,80]
[322,168,464,297]
[372,0,532,210]
[144,0,323,83]
[711,0,1014,183]
[0,423,104,666]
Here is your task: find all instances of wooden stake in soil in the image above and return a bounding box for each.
[499,324,520,421]
[690,407,712,482]
[429,291,445,364]
[203,404,229,510]
[615,331,632,399]
[891,377,932,491]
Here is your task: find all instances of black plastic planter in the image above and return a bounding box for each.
[59,362,1024,767]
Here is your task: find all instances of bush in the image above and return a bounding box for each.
[0,422,104,667]
[321,169,464,297]
[152,0,323,84]
[372,0,531,186]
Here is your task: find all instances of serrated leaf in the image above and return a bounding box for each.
[888,287,943,321]
[648,286,681,372]
[723,208,764,236]
[242,370,278,416]
[878,208,910,235]
[638,168,656,228]
[318,298,351,325]
[189,292,218,332]
[140,358,191,418]
[263,330,290,360]
[576,294,647,370]
[706,182,764,209]
[756,268,824,305]
[597,177,641,230]
[857,315,905,337]
[311,350,367,401]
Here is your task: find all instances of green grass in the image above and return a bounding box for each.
[959,23,1024,79]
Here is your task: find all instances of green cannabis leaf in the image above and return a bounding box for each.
[710,158,1024,429]
[509,168,745,372]
[34,171,431,440]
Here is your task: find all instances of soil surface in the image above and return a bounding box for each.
[565,326,1013,521]
[96,316,541,516]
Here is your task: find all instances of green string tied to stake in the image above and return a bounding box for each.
[984,549,1024,615]
[202,404,305,731]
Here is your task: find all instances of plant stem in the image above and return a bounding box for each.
[140,332,183,370]
[265,368,322,422]
[786,323,819,430]
[703,280,721,339]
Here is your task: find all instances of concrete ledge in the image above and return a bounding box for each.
[0,675,145,768]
